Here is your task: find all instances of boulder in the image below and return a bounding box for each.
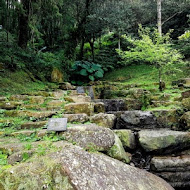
[116,111,158,130]
[0,101,22,110]
[180,112,190,130]
[51,90,67,99]
[47,100,65,107]
[65,95,91,103]
[51,67,63,83]
[182,98,190,110]
[124,98,142,110]
[64,103,94,116]
[138,129,190,153]
[182,90,190,98]
[94,102,105,113]
[0,142,174,190]
[90,113,116,128]
[114,129,136,149]
[59,82,76,90]
[63,113,89,123]
[107,134,131,163]
[29,96,45,104]
[61,124,115,151]
[0,97,7,101]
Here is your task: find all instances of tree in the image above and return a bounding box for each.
[157,0,162,36]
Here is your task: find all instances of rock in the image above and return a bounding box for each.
[0,142,174,190]
[11,130,36,137]
[138,129,190,153]
[47,100,65,107]
[129,88,150,99]
[116,111,158,130]
[21,121,47,129]
[9,95,29,101]
[29,96,45,104]
[47,118,67,132]
[182,98,190,110]
[90,113,116,128]
[151,109,179,128]
[61,124,115,151]
[64,103,94,116]
[124,98,142,110]
[114,129,136,149]
[0,101,22,110]
[173,78,190,86]
[51,90,67,99]
[180,112,190,130]
[0,97,7,101]
[94,102,105,113]
[5,110,56,119]
[107,134,131,163]
[59,82,76,90]
[36,130,47,138]
[182,90,190,98]
[151,155,190,172]
[63,113,89,123]
[77,86,95,99]
[65,95,91,103]
[51,67,63,83]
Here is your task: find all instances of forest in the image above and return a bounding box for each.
[0,0,190,88]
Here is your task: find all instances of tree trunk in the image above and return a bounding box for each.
[18,0,30,48]
[157,0,162,37]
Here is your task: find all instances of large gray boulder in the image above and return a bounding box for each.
[116,111,158,130]
[0,142,174,190]
[138,129,190,153]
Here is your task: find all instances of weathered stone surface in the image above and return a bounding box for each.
[90,113,116,128]
[29,96,45,104]
[5,110,56,119]
[11,130,35,137]
[59,82,76,90]
[180,111,190,130]
[47,100,65,107]
[107,134,131,163]
[0,142,174,190]
[114,129,136,149]
[151,155,190,172]
[21,121,47,129]
[182,90,190,98]
[116,111,158,130]
[138,129,190,153]
[151,109,179,128]
[124,98,142,110]
[51,90,67,99]
[64,103,94,116]
[63,113,89,123]
[129,88,150,99]
[61,124,115,151]
[173,78,190,86]
[94,102,105,113]
[0,97,7,101]
[9,95,29,101]
[51,67,64,83]
[0,101,22,110]
[47,118,67,132]
[182,98,190,110]
[65,95,91,103]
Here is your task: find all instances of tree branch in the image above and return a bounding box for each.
[162,11,183,26]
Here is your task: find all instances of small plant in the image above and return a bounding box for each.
[71,61,104,85]
[0,151,8,165]
[36,145,46,156]
[24,143,32,150]
[22,152,30,162]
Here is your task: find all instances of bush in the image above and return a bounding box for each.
[70,61,104,85]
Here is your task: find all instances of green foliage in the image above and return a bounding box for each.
[71,61,104,84]
[0,151,8,166]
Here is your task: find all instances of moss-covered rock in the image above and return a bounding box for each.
[63,113,89,123]
[182,98,190,111]
[124,98,142,110]
[65,95,91,103]
[29,96,45,104]
[94,102,105,113]
[114,129,136,149]
[51,67,64,83]
[180,112,190,130]
[0,101,22,110]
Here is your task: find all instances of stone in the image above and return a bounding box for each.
[11,130,35,137]
[21,121,48,129]
[182,98,190,110]
[47,100,65,107]
[47,118,67,132]
[182,90,190,98]
[180,112,190,130]
[9,95,29,101]
[107,134,131,163]
[116,111,158,130]
[65,95,91,103]
[0,97,7,101]
[63,113,89,123]
[151,109,179,128]
[138,129,190,153]
[0,101,22,110]
[51,90,67,99]
[5,110,56,119]
[129,88,150,99]
[36,130,47,138]
[124,98,142,110]
[90,113,116,128]
[77,86,95,99]
[94,102,105,113]
[0,142,174,190]
[114,129,136,149]
[61,124,115,151]
[59,82,76,90]
[29,96,45,104]
[64,103,94,116]
[51,67,63,83]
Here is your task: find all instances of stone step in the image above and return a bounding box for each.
[0,101,22,110]
[0,97,7,101]
[65,95,91,103]
[20,121,48,129]
[63,113,89,123]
